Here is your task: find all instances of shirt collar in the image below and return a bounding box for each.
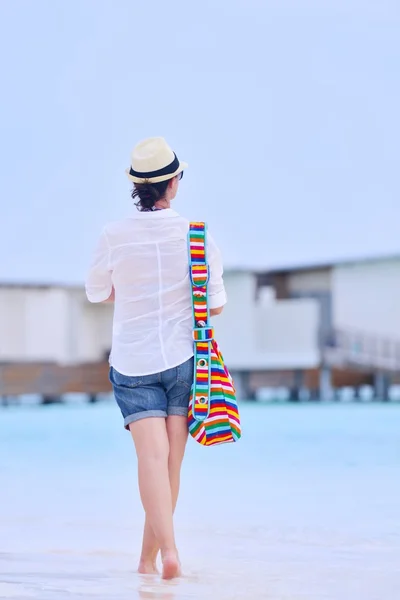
[130,208,179,219]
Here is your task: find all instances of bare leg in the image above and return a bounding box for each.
[138,519,159,574]
[138,416,189,576]
[130,417,180,579]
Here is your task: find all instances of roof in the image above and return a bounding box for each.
[1,252,399,289]
[229,251,400,276]
[0,282,84,290]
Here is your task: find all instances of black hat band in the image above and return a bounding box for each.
[129,153,180,179]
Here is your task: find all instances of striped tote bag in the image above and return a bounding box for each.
[187,222,241,446]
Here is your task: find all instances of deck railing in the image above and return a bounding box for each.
[324,328,400,372]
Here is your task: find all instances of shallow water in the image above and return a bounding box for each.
[1,401,400,599]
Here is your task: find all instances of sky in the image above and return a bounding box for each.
[0,0,399,283]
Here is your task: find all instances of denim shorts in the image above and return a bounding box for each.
[109,357,194,429]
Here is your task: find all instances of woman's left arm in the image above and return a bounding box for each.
[207,231,227,314]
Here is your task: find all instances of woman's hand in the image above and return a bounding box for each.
[102,288,115,303]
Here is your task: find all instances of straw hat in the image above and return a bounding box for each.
[126,137,188,184]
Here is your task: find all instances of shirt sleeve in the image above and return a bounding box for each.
[85,229,113,303]
[207,230,227,309]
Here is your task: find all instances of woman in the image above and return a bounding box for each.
[85,137,227,579]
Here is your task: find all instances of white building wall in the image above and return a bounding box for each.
[24,289,70,362]
[76,302,113,362]
[214,272,320,369]
[0,290,26,360]
[332,259,400,339]
[0,288,72,363]
[213,272,257,368]
[63,289,113,363]
[253,299,320,368]
[0,273,321,369]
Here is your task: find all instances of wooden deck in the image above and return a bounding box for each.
[0,362,111,398]
[1,361,397,402]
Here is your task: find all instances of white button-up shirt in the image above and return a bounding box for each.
[85,209,226,376]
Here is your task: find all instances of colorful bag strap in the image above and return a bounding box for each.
[188,222,214,422]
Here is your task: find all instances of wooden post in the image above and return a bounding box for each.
[374,372,390,401]
[232,371,255,401]
[289,370,304,402]
[319,365,333,400]
[41,395,63,405]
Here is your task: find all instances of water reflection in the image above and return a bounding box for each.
[138,587,176,600]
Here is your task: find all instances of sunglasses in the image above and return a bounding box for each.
[178,171,184,181]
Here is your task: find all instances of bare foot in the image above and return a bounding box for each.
[161,551,181,580]
[138,559,159,575]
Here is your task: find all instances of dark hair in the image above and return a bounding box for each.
[131,180,170,211]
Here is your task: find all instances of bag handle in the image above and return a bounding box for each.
[188,222,214,422]
[188,221,211,329]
